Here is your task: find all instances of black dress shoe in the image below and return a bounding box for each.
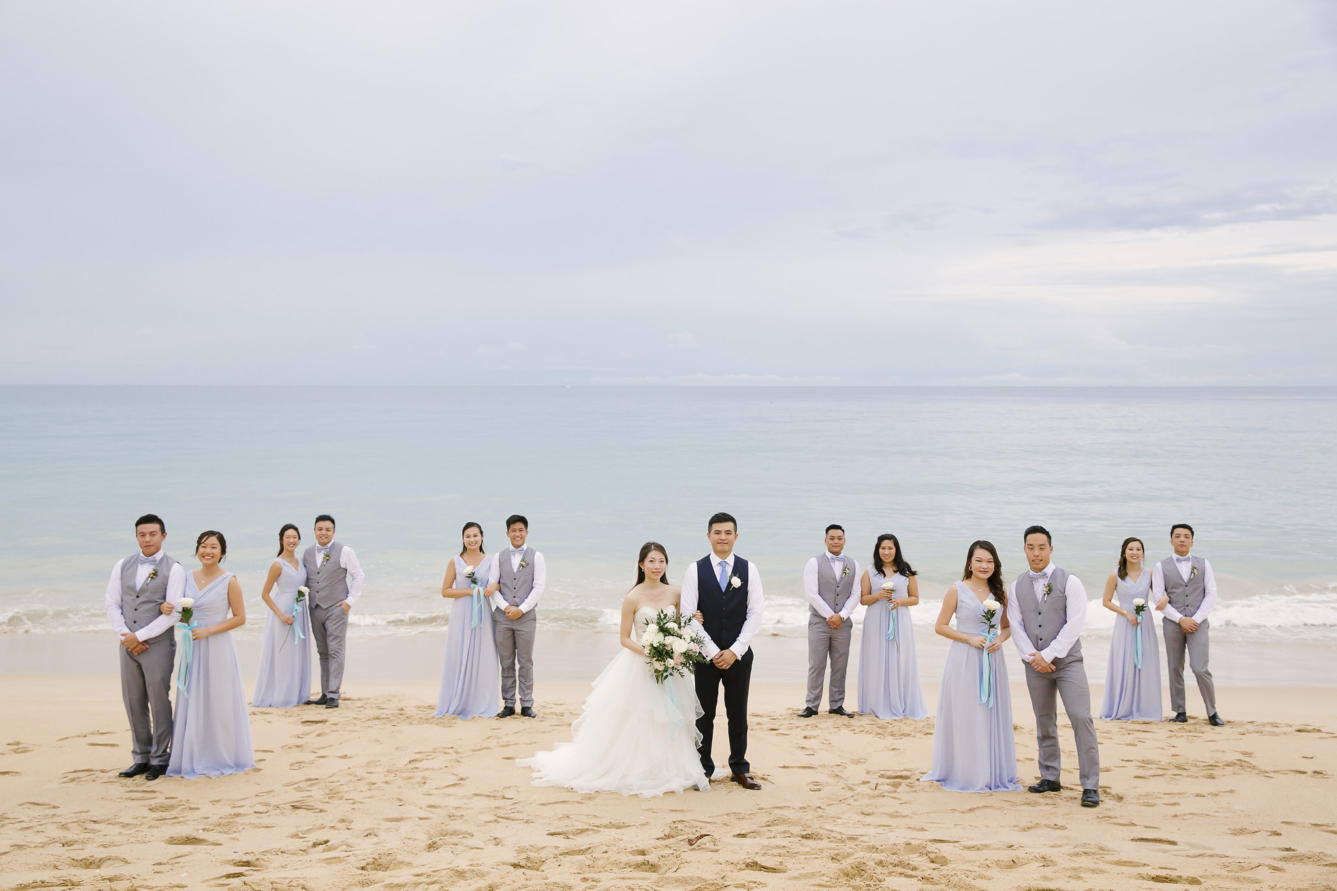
[1170,712,1188,722]
[797,707,817,718]
[325,699,339,709]
[496,706,515,718]
[1080,789,1100,807]
[305,695,328,706]
[828,706,855,718]
[519,706,537,718]
[1208,713,1225,726]
[118,763,149,778]
[145,765,166,781]
[730,773,762,790]
[1028,778,1062,793]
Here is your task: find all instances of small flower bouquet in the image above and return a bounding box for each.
[463,567,480,587]
[178,597,195,625]
[640,610,707,684]
[295,586,309,606]
[981,599,1000,639]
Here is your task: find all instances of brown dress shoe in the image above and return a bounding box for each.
[730,773,761,790]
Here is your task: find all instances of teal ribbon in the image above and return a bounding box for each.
[978,629,998,709]
[470,586,484,628]
[885,601,897,642]
[1133,612,1143,669]
[292,598,306,643]
[176,620,198,696]
[665,678,683,726]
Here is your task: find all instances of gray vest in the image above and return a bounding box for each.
[1160,555,1206,614]
[1013,566,1082,659]
[497,547,536,608]
[119,552,177,637]
[814,553,857,616]
[303,541,349,608]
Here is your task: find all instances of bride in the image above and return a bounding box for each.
[521,542,710,796]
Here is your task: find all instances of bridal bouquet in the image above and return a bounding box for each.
[641,610,706,684]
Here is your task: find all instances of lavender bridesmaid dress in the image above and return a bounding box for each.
[1098,571,1162,720]
[922,582,1021,792]
[167,572,255,778]
[858,569,927,718]
[435,555,501,719]
[252,559,311,708]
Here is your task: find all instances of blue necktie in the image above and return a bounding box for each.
[717,560,729,592]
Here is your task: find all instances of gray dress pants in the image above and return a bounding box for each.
[805,615,852,710]
[1162,617,1216,715]
[310,602,349,700]
[119,632,175,766]
[494,607,537,708]
[1023,654,1100,791]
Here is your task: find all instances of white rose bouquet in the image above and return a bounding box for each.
[1132,597,1147,668]
[177,597,196,626]
[642,609,707,684]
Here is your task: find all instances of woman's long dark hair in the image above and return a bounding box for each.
[962,539,1005,605]
[635,541,670,587]
[872,533,916,577]
[459,521,485,556]
[276,523,300,557]
[1117,536,1144,580]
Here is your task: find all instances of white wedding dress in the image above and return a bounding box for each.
[521,607,710,797]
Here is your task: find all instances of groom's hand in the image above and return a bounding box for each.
[826,615,842,630]
[504,605,523,620]
[1179,617,1199,633]
[712,649,737,669]
[120,632,140,651]
[1027,652,1053,673]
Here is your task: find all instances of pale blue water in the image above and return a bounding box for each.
[2,386,1334,641]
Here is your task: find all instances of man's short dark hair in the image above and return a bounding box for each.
[1023,525,1052,545]
[707,512,737,532]
[314,514,336,528]
[825,524,845,535]
[135,514,165,533]
[506,514,528,531]
[1171,523,1195,538]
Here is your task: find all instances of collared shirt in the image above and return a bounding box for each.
[1005,562,1088,663]
[312,543,365,605]
[104,551,186,642]
[486,546,546,613]
[1151,555,1216,622]
[802,551,861,620]
[679,552,765,659]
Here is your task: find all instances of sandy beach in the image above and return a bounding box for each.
[2,651,1336,890]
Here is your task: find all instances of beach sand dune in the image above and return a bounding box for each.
[1,676,1335,889]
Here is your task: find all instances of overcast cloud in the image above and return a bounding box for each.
[2,1,1335,385]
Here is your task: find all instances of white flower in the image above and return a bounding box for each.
[880,581,895,591]
[686,642,700,654]
[642,628,661,645]
[178,598,195,610]
[297,587,309,596]
[670,637,690,654]
[729,575,742,589]
[982,599,999,612]
[1132,598,1146,607]
[665,622,678,632]
[652,660,665,671]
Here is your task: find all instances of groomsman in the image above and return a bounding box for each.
[104,514,183,780]
[1153,523,1223,725]
[1005,526,1101,808]
[485,514,544,718]
[799,524,860,718]
[681,512,765,790]
[302,514,365,709]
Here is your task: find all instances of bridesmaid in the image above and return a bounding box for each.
[435,522,500,719]
[252,523,311,708]
[166,530,255,779]
[1098,537,1163,720]
[922,540,1021,793]
[857,533,927,719]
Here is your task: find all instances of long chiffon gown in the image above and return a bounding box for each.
[435,554,501,719]
[252,559,311,708]
[858,569,928,719]
[167,572,255,779]
[521,606,709,797]
[1098,571,1162,721]
[922,582,1021,793]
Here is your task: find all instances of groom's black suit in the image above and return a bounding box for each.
[693,555,753,777]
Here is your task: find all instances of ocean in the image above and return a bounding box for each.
[2,385,1334,646]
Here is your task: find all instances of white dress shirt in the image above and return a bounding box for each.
[104,551,186,641]
[1005,563,1088,663]
[802,552,861,620]
[679,552,765,659]
[314,544,366,605]
[1151,555,1216,622]
[486,547,546,613]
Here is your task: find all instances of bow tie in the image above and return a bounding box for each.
[1175,556,1191,562]
[1029,571,1048,580]
[138,555,159,566]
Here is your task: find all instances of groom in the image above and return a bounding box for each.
[1005,525,1101,808]
[302,514,365,709]
[104,513,183,780]
[681,512,765,790]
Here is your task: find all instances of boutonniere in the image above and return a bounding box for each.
[1190,566,1199,579]
[519,559,529,570]
[320,552,330,566]
[146,568,158,582]
[1042,582,1052,601]
[840,564,849,578]
[729,574,742,590]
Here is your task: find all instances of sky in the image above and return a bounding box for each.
[2,1,1335,386]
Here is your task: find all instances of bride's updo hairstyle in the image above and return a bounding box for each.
[635,541,670,587]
